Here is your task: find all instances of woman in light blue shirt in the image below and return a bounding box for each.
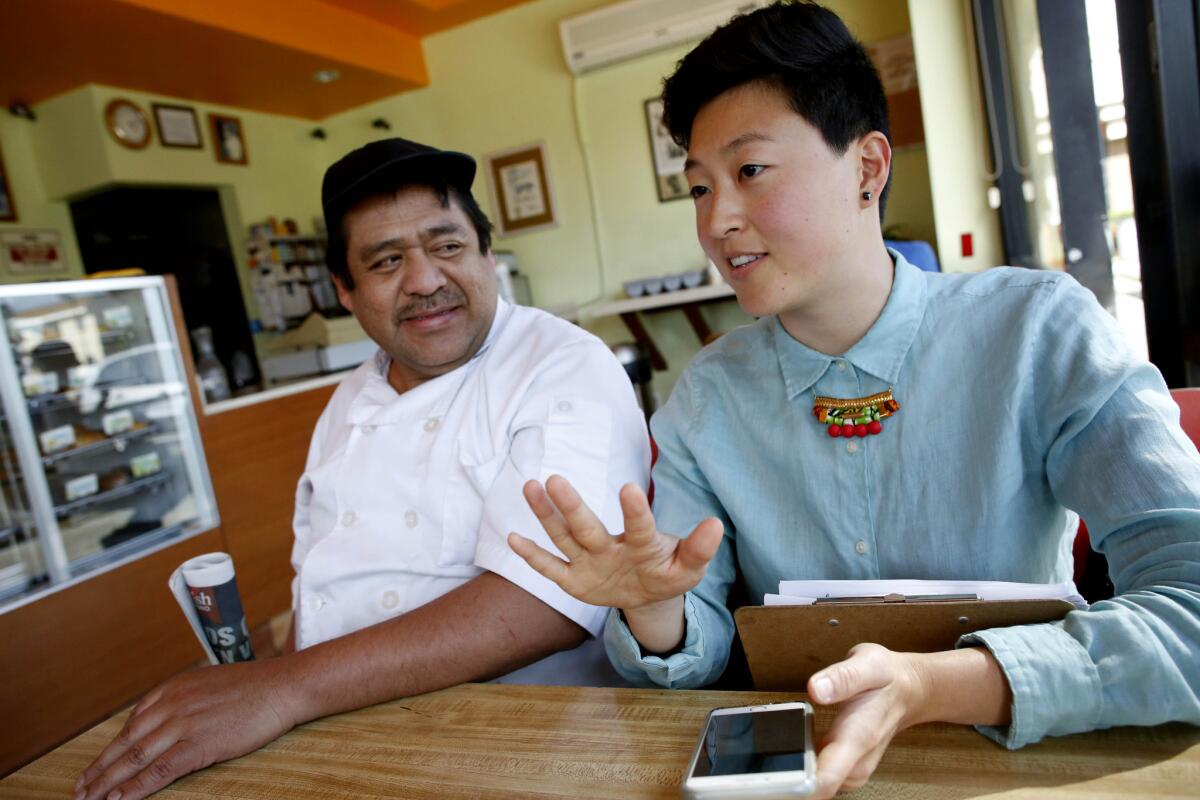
[510,3,1200,797]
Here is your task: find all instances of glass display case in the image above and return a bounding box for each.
[0,277,218,610]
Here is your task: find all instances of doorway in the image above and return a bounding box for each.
[69,186,262,391]
[974,0,1147,360]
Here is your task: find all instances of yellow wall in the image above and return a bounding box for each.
[908,0,1003,272]
[5,0,944,398]
[0,100,87,283]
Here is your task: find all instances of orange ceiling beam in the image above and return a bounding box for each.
[112,0,427,84]
[0,0,428,120]
[318,0,539,37]
[0,0,540,120]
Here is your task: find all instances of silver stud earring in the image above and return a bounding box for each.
[862,190,873,202]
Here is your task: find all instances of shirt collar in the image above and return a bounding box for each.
[354,295,511,420]
[773,250,928,398]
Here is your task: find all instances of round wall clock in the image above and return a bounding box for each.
[104,99,151,150]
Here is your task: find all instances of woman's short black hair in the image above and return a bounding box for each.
[661,0,892,218]
[326,181,493,291]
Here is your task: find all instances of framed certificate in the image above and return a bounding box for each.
[485,142,557,236]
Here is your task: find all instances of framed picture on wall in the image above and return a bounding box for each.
[0,143,16,222]
[1,230,68,276]
[151,103,202,148]
[644,97,689,202]
[485,142,557,236]
[209,113,248,165]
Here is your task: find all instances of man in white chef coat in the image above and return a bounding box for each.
[76,137,651,800]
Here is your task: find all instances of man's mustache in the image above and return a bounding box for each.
[393,287,466,324]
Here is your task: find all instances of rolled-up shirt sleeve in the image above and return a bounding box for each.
[604,369,737,687]
[960,278,1200,748]
[474,340,651,637]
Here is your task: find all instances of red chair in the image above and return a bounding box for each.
[1174,387,1200,442]
[1074,388,1200,599]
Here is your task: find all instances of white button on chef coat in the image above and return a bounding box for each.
[291,299,651,686]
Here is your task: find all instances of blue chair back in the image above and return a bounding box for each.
[885,239,940,272]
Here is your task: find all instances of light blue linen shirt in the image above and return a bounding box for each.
[604,252,1200,749]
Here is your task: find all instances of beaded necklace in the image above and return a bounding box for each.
[813,390,900,438]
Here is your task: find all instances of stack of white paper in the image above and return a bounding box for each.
[766,579,1088,609]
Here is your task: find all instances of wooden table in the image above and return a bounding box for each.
[4,684,1199,799]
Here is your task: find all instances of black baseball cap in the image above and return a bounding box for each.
[321,137,476,232]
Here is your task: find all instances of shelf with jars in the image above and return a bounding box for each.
[246,221,345,333]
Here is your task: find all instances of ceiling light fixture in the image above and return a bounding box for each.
[313,69,341,84]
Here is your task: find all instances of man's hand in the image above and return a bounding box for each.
[75,658,298,800]
[507,476,724,610]
[805,644,1011,798]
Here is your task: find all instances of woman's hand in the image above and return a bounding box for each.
[508,475,723,617]
[806,643,1011,797]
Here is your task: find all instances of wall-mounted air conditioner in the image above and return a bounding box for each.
[560,0,769,75]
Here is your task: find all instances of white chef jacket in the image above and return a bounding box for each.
[290,298,651,685]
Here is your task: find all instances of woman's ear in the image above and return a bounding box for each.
[858,131,892,205]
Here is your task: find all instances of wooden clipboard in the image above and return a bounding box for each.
[735,599,1074,690]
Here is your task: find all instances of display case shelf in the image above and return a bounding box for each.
[41,423,159,467]
[24,377,142,415]
[25,391,81,414]
[68,522,184,575]
[53,470,169,518]
[13,327,135,355]
[0,575,34,603]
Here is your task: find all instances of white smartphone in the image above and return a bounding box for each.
[681,701,816,799]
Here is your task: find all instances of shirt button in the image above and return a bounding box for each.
[836,360,847,372]
[404,510,419,528]
[855,540,868,555]
[423,417,439,432]
[846,441,858,454]
[361,424,375,434]
[557,400,572,413]
[341,510,357,527]
[381,590,399,610]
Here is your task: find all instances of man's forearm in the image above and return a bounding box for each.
[279,572,587,723]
